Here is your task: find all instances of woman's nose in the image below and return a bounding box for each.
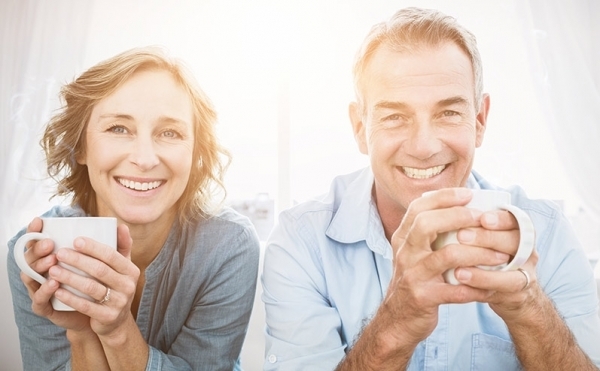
[129,136,160,170]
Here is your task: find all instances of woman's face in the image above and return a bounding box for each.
[78,69,194,228]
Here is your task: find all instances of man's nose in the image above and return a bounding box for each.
[403,121,442,160]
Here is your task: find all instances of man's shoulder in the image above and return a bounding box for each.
[281,168,370,223]
[473,171,562,219]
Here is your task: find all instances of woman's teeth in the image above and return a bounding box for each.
[118,178,161,191]
[402,165,446,179]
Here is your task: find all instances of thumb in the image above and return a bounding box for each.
[116,224,133,259]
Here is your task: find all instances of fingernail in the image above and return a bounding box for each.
[496,252,510,261]
[56,248,68,259]
[456,268,472,281]
[73,238,85,249]
[47,279,59,289]
[484,212,498,226]
[49,265,60,277]
[458,229,475,243]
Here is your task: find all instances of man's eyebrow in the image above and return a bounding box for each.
[436,96,470,108]
[373,101,410,110]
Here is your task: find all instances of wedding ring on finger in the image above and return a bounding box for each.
[517,268,530,291]
[98,287,111,304]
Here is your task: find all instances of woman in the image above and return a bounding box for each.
[7,46,260,370]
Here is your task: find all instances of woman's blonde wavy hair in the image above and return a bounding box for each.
[42,46,230,224]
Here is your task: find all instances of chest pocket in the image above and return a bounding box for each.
[471,333,523,371]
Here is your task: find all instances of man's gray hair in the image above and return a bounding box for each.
[352,7,484,110]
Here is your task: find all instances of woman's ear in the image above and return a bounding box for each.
[349,102,369,155]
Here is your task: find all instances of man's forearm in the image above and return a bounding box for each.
[506,291,598,371]
[335,306,420,371]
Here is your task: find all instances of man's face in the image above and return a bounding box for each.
[350,42,489,218]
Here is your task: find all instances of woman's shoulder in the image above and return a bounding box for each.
[185,206,260,252]
[7,205,86,247]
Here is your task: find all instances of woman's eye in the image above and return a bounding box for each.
[162,130,180,138]
[108,125,127,134]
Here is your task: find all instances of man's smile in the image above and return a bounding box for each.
[401,164,446,179]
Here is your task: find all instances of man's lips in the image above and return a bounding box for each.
[401,164,446,179]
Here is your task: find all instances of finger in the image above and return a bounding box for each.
[21,271,42,297]
[56,246,113,283]
[479,210,517,230]
[403,206,483,251]
[71,237,131,275]
[420,243,511,280]
[420,187,474,208]
[457,228,520,256]
[58,239,139,294]
[30,279,60,317]
[392,188,474,246]
[24,238,55,265]
[24,218,44,250]
[27,251,58,276]
[116,224,133,260]
[48,264,109,303]
[26,217,43,234]
[454,265,537,292]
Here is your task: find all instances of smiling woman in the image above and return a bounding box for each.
[6,46,260,371]
[1,1,599,370]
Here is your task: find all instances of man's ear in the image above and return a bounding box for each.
[349,102,368,155]
[475,93,490,148]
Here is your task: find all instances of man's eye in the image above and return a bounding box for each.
[443,110,459,117]
[384,114,401,121]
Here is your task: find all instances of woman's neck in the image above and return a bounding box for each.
[127,213,177,271]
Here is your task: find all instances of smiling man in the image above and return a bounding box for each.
[261,7,600,370]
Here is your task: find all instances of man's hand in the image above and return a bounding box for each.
[452,208,540,322]
[383,188,513,346]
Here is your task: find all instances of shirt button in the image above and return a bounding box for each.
[268,354,277,363]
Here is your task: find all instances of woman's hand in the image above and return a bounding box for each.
[19,217,92,331]
[49,224,139,338]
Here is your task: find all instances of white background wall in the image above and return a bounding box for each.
[2,1,598,370]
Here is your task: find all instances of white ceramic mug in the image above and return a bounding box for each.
[14,217,117,311]
[426,189,535,285]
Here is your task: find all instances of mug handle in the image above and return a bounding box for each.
[13,232,50,285]
[499,204,535,271]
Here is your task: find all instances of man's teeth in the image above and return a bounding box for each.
[402,165,446,179]
[118,178,161,191]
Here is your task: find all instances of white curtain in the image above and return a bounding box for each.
[0,2,93,369]
[520,0,600,221]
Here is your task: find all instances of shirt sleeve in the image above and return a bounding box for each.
[534,206,600,366]
[7,228,71,371]
[262,211,346,370]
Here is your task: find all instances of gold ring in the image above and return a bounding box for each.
[98,287,111,304]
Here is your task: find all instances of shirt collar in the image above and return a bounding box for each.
[325,167,392,258]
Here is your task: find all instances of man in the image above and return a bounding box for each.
[261,7,600,370]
